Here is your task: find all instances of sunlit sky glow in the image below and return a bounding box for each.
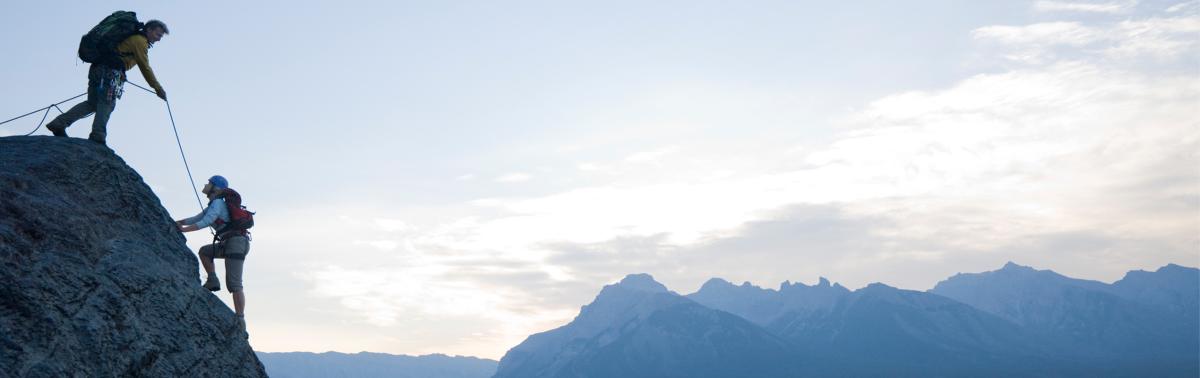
[2,1,1197,359]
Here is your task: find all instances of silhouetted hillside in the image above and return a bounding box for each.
[257,351,497,378]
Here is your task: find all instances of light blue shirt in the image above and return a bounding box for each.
[184,198,229,229]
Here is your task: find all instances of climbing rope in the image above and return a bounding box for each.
[125,82,205,211]
[0,92,86,136]
[1,83,205,212]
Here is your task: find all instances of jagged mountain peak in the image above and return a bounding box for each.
[853,282,909,301]
[1114,263,1198,283]
[777,276,845,292]
[613,273,669,293]
[1144,263,1196,276]
[1161,263,1190,271]
[700,277,735,290]
[696,276,849,295]
[863,282,895,290]
[1001,261,1034,271]
[496,272,801,378]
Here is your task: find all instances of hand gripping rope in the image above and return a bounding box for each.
[0,83,205,212]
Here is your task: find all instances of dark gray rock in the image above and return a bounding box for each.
[0,136,267,377]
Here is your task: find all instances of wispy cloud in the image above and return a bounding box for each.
[1104,17,1200,59]
[624,145,680,163]
[972,22,1102,47]
[353,240,401,251]
[973,14,1200,62]
[495,173,532,183]
[576,163,608,172]
[1033,0,1136,14]
[373,218,409,232]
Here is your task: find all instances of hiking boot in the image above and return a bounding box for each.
[202,276,221,292]
[46,124,67,137]
[234,316,248,339]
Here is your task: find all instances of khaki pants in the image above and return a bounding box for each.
[198,236,250,293]
[46,64,122,141]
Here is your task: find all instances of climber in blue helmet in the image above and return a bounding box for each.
[175,174,253,335]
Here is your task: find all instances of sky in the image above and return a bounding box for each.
[1,0,1197,360]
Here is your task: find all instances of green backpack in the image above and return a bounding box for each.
[78,11,143,69]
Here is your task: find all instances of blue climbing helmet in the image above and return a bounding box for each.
[208,175,228,189]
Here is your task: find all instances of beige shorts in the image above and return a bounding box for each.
[198,236,249,293]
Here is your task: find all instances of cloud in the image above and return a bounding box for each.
[305,265,531,328]
[973,22,1103,47]
[495,172,532,183]
[353,240,401,251]
[576,162,623,176]
[1166,2,1195,13]
[302,260,581,358]
[541,198,1198,292]
[1104,17,1200,59]
[447,8,1195,290]
[624,145,680,163]
[373,218,409,232]
[1033,0,1136,14]
[372,56,1194,332]
[973,14,1200,63]
[404,47,1196,289]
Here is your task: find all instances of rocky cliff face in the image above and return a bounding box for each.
[0,136,266,377]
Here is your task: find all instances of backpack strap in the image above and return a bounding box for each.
[214,188,250,241]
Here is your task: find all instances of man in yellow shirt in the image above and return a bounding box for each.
[47,20,169,145]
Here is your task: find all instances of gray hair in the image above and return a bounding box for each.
[144,19,169,34]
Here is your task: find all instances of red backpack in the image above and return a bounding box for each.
[214,188,255,238]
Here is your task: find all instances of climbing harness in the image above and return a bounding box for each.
[1,82,205,212]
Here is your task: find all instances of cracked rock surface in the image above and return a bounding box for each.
[0,136,267,377]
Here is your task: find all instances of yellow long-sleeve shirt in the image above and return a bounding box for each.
[116,34,163,92]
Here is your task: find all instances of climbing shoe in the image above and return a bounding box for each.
[47,124,67,137]
[230,315,248,339]
[202,276,221,292]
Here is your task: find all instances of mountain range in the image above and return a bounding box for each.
[255,351,497,378]
[260,262,1198,377]
[494,262,1199,377]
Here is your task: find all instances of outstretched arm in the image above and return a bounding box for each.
[126,36,166,99]
[176,199,225,232]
